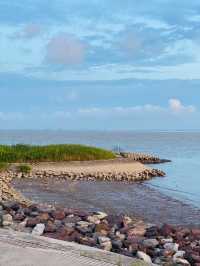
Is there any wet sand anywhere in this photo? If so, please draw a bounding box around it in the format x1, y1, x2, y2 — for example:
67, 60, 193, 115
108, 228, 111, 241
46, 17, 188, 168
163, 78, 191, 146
13, 178, 200, 226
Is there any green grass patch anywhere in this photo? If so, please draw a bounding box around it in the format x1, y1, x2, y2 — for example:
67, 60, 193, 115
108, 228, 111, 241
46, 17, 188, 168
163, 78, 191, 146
0, 162, 9, 172
17, 164, 32, 174
0, 144, 116, 163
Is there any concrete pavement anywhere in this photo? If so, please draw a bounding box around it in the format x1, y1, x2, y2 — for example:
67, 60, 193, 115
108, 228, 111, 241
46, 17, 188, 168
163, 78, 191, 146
0, 229, 147, 266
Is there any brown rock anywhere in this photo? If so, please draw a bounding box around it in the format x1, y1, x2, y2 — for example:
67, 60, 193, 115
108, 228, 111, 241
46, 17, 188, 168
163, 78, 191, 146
39, 213, 50, 223
160, 224, 175, 237
126, 225, 146, 237
51, 210, 65, 220
26, 218, 40, 228
44, 221, 57, 233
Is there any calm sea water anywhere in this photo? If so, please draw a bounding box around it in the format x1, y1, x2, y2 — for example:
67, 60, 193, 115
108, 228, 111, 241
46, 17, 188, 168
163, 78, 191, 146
1, 130, 200, 208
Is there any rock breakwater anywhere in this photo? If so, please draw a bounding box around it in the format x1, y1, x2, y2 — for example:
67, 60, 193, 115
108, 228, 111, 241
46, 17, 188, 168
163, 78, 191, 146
12, 168, 165, 182
119, 153, 171, 164
0, 175, 28, 204
0, 201, 199, 265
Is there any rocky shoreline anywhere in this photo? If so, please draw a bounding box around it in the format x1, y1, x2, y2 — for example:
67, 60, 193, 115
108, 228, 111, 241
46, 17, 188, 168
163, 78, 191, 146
0, 201, 200, 266
119, 152, 171, 164
11, 168, 165, 182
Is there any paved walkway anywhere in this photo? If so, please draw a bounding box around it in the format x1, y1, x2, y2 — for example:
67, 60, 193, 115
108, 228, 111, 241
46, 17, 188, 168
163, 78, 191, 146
0, 229, 147, 266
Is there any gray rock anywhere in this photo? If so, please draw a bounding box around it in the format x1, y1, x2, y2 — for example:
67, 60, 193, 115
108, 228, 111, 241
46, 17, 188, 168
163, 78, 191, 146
164, 242, 179, 252
32, 223, 45, 236
137, 251, 152, 264
143, 238, 159, 248
173, 250, 185, 259
160, 238, 173, 244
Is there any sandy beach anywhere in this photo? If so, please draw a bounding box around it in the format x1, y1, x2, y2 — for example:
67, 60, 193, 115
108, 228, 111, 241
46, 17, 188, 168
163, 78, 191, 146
31, 159, 149, 174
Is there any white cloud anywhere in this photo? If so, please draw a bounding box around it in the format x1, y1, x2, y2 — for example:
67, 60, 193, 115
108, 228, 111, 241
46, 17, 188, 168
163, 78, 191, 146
168, 98, 195, 113
78, 99, 196, 117
45, 34, 85, 65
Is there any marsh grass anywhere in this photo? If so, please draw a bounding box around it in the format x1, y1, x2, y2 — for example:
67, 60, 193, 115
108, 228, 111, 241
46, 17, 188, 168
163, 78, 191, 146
0, 162, 9, 172
17, 164, 32, 174
0, 144, 115, 163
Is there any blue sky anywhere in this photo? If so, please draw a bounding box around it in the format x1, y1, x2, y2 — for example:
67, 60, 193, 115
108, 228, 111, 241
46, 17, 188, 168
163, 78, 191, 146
0, 0, 200, 130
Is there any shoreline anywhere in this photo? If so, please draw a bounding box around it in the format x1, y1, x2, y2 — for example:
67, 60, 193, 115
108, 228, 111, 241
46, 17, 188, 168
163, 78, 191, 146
1, 155, 200, 264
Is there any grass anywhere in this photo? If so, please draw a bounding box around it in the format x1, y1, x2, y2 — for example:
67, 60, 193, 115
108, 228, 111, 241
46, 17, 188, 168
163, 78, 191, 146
17, 164, 32, 174
0, 162, 9, 172
0, 144, 116, 163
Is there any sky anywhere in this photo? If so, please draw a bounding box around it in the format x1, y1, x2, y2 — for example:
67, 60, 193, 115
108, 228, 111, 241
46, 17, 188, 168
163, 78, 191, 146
0, 0, 200, 130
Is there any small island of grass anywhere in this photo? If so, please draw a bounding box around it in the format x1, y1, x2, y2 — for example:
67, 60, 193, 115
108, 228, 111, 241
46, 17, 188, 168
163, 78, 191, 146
0, 144, 116, 163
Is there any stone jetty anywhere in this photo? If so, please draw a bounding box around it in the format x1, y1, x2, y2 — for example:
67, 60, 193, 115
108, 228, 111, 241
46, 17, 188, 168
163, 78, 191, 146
119, 152, 171, 164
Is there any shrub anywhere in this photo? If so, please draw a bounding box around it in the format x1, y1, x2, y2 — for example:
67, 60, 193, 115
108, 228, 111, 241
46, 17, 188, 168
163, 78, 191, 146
17, 164, 32, 174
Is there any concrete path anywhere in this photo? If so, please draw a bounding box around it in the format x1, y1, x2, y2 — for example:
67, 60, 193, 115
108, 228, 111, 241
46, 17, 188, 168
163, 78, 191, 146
0, 229, 147, 266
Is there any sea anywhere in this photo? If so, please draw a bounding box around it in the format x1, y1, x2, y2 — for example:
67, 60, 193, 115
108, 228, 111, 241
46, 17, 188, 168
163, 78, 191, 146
1, 130, 200, 212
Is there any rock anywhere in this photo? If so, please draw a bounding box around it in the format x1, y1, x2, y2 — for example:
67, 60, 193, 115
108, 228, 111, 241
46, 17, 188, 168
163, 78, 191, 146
98, 236, 112, 251
29, 211, 39, 217
112, 239, 123, 250
79, 236, 96, 247
64, 215, 81, 224
143, 238, 159, 248
76, 221, 91, 227
3, 214, 13, 226
127, 225, 146, 237
98, 236, 110, 244
2, 201, 20, 212
174, 258, 190, 265
32, 223, 45, 236
173, 250, 186, 259
26, 217, 40, 228
13, 219, 28, 232
160, 224, 174, 237
164, 242, 179, 252
137, 251, 152, 264
145, 226, 159, 238
95, 223, 109, 235
160, 238, 173, 245
93, 211, 107, 220
39, 213, 50, 223
122, 215, 132, 227
44, 221, 57, 233
76, 225, 93, 234
51, 210, 65, 220
87, 215, 100, 224
13, 210, 26, 221
0, 214, 3, 227
115, 232, 126, 241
